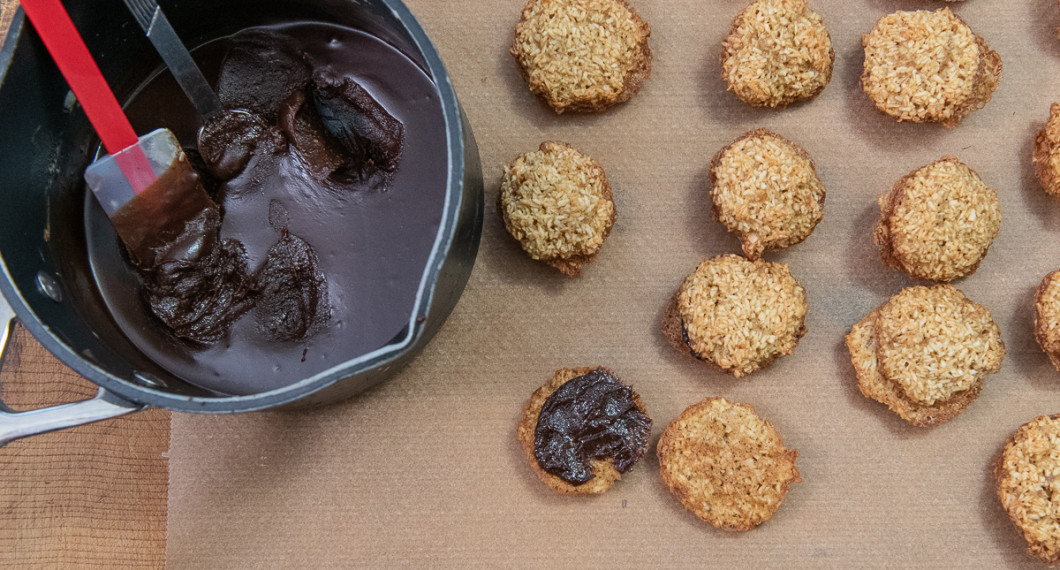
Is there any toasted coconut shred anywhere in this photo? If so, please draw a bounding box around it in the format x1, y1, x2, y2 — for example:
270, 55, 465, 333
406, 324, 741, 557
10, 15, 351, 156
677, 254, 807, 377
861, 8, 1001, 126
711, 130, 826, 259
511, 0, 651, 113
722, 0, 834, 108
997, 415, 1060, 564
500, 142, 614, 262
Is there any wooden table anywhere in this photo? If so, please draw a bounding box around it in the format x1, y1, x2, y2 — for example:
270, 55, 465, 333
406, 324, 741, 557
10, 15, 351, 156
0, 3, 169, 566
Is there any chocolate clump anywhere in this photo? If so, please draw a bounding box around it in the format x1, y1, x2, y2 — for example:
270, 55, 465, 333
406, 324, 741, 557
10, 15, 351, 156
278, 74, 405, 183
311, 74, 404, 173
533, 369, 652, 485
279, 89, 350, 181
198, 109, 280, 180
253, 229, 329, 342
138, 207, 258, 344
136, 204, 332, 345
216, 29, 310, 121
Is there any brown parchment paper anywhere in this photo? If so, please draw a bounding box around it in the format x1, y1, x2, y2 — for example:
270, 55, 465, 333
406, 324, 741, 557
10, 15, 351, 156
166, 1, 1060, 566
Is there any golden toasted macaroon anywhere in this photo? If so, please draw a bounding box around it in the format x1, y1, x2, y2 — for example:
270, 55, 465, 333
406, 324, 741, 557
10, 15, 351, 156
710, 129, 826, 259
662, 254, 808, 377
846, 308, 984, 427
518, 367, 652, 495
1034, 104, 1060, 198
996, 415, 1060, 564
721, 0, 834, 108
658, 397, 800, 531
499, 142, 616, 276
874, 285, 1004, 407
1034, 270, 1060, 371
511, 0, 652, 113
873, 157, 1000, 282
861, 8, 1001, 127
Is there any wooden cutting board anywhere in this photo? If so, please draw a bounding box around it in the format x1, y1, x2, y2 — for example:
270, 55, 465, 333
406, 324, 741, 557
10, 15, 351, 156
0, 3, 170, 567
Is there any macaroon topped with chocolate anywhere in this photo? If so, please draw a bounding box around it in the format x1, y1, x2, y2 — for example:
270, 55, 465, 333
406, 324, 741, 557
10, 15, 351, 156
518, 367, 652, 495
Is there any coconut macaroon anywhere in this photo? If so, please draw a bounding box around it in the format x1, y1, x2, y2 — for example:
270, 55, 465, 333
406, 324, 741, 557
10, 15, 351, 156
721, 0, 834, 108
996, 415, 1060, 565
845, 285, 1004, 427
510, 0, 652, 114
499, 142, 616, 276
658, 397, 801, 531
710, 129, 826, 259
846, 309, 985, 427
662, 254, 808, 377
861, 8, 1002, 127
1034, 103, 1060, 198
1034, 270, 1060, 371
518, 367, 652, 495
873, 157, 1000, 282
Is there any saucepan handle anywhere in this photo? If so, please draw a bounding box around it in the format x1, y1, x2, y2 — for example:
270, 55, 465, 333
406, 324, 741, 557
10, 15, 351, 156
0, 291, 143, 447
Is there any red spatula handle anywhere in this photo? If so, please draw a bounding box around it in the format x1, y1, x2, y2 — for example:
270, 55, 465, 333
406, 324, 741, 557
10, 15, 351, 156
20, 0, 139, 154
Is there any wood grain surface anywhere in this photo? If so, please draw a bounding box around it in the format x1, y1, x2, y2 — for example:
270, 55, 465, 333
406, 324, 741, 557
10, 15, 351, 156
0, 2, 170, 567
0, 326, 169, 568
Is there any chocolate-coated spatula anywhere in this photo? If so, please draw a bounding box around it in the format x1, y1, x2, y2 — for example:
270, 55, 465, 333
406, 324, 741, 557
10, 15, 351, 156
21, 0, 215, 266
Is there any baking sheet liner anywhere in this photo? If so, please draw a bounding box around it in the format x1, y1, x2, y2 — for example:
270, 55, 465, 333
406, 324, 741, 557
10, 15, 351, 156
167, 1, 1060, 566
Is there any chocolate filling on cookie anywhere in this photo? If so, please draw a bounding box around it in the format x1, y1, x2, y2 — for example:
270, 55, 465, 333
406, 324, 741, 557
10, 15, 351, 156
533, 369, 651, 485
680, 325, 706, 361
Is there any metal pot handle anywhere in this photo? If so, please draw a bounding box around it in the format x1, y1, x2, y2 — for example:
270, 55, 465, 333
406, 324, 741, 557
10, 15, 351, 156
0, 291, 143, 447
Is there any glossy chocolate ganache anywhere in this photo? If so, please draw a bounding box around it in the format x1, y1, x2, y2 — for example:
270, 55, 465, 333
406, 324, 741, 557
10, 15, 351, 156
85, 23, 447, 395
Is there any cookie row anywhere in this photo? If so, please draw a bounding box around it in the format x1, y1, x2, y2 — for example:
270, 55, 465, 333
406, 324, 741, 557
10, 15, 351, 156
510, 0, 1001, 127
498, 129, 826, 276
517, 365, 1060, 564
518, 367, 800, 531
498, 141, 1019, 396
497, 140, 1010, 398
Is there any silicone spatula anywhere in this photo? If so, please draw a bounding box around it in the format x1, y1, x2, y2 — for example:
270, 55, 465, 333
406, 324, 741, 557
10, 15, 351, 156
21, 0, 215, 266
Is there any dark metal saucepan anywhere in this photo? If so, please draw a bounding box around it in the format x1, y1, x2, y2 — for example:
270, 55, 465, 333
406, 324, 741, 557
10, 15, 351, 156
0, 0, 483, 445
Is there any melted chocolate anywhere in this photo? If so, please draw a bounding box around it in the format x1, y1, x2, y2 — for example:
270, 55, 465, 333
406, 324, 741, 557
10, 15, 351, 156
85, 22, 447, 395
533, 370, 652, 486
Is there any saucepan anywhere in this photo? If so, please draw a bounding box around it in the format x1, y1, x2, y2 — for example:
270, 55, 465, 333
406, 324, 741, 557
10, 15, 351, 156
0, 0, 483, 445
